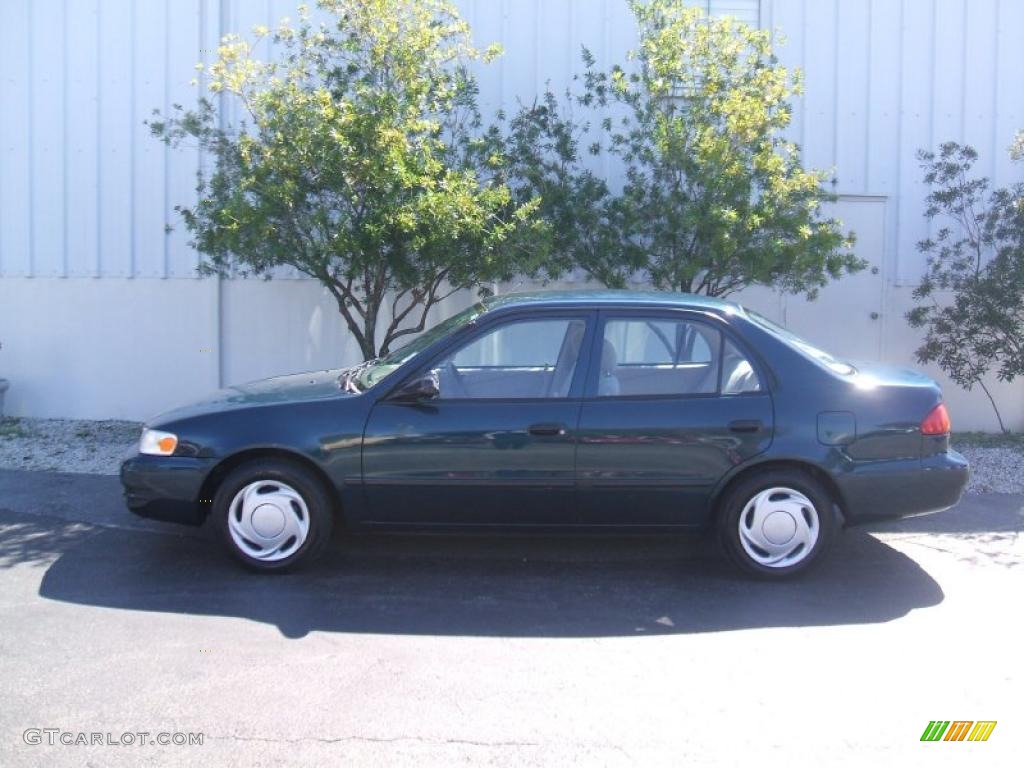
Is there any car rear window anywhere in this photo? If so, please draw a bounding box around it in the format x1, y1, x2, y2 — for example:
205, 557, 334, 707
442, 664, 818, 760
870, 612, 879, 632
746, 311, 856, 376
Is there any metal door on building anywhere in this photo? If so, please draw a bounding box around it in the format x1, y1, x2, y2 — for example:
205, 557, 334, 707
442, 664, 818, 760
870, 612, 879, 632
782, 195, 887, 363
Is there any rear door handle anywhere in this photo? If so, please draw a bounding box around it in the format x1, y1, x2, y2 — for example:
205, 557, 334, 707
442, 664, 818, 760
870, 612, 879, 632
528, 423, 568, 437
728, 419, 763, 433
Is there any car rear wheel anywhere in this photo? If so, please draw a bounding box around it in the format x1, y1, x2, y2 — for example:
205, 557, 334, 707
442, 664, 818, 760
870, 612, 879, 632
717, 469, 836, 579
213, 458, 333, 572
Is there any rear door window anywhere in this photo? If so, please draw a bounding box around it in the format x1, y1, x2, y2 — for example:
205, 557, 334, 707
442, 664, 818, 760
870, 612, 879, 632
598, 318, 721, 397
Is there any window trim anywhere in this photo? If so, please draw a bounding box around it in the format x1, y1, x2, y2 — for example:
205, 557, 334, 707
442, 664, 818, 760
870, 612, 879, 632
583, 309, 769, 401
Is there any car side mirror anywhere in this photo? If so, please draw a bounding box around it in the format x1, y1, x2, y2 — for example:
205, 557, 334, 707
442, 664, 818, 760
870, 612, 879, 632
390, 371, 440, 403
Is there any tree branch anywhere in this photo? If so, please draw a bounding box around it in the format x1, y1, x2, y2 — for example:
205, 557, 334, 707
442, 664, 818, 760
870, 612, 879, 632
379, 269, 453, 354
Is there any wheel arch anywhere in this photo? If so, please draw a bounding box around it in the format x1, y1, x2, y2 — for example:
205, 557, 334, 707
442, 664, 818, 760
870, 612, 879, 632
710, 458, 847, 524
197, 447, 344, 524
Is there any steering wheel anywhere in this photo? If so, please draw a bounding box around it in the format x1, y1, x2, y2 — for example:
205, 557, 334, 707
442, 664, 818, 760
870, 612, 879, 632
441, 360, 470, 398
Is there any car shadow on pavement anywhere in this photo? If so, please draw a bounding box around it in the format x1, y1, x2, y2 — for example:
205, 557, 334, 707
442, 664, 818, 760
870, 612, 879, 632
0, 506, 946, 639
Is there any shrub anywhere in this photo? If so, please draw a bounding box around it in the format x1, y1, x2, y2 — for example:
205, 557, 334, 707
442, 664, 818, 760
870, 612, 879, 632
908, 142, 1024, 432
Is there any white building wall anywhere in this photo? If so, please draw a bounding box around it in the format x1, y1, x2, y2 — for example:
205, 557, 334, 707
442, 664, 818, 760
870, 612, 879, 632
0, 0, 1021, 430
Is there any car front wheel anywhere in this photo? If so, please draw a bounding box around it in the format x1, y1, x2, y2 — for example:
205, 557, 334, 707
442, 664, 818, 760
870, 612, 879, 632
213, 458, 334, 572
717, 469, 837, 579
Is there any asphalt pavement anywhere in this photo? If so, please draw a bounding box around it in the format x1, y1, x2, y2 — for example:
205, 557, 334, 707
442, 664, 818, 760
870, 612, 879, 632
0, 468, 1020, 767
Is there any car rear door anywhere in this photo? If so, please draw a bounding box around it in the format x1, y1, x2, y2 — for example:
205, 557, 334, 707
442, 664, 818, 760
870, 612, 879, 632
575, 309, 773, 527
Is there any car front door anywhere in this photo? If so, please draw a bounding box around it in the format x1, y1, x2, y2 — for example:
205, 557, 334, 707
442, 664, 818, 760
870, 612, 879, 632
361, 311, 595, 526
576, 310, 773, 527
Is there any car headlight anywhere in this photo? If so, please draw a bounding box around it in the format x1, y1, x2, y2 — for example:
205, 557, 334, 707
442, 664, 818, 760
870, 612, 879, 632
139, 428, 179, 456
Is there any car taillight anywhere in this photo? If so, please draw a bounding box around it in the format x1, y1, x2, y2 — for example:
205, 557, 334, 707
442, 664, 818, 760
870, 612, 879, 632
921, 403, 951, 435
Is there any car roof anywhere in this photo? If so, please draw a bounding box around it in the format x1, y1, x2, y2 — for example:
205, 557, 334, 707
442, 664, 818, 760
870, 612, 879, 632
482, 289, 744, 315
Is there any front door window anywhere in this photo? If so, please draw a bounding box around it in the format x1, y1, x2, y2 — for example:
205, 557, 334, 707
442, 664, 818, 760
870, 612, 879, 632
434, 318, 587, 399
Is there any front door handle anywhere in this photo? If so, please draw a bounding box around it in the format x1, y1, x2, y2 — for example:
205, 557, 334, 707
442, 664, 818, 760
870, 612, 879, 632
528, 423, 568, 437
728, 419, 763, 433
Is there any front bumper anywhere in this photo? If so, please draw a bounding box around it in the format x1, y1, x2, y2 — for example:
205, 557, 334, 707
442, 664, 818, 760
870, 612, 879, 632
838, 448, 970, 524
120, 453, 216, 526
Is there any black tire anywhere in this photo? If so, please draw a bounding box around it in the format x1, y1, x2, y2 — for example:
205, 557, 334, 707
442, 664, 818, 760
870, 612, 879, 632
212, 458, 334, 573
717, 468, 837, 579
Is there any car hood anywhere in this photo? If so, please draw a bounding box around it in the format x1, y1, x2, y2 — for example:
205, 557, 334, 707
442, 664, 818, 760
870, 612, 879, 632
149, 368, 352, 425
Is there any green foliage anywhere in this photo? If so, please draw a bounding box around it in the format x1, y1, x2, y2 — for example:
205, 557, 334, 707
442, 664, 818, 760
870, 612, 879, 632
499, 0, 861, 296
1011, 130, 1024, 162
150, 0, 542, 360
908, 142, 1024, 433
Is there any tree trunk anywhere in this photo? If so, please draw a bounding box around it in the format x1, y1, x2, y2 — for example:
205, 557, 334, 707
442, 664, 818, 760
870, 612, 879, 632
359, 314, 378, 361
977, 379, 1008, 434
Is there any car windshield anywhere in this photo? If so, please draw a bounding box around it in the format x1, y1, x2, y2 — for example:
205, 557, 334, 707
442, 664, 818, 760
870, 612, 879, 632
746, 310, 857, 376
340, 302, 487, 392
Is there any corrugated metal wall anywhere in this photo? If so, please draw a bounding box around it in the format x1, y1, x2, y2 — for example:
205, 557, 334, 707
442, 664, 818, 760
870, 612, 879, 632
1, 0, 1023, 427
3, 0, 1020, 282
0, 0, 292, 279
2, 0, 203, 278
1, 0, 760, 281
2, 0, 1021, 282
768, 0, 1024, 284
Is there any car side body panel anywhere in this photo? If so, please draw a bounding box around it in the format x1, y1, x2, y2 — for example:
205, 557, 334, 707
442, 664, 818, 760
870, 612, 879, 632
121, 291, 969, 533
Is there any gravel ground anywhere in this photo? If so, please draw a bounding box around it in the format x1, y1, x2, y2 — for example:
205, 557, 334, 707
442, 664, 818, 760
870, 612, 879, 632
0, 417, 1022, 493
0, 418, 142, 475
950, 443, 1024, 494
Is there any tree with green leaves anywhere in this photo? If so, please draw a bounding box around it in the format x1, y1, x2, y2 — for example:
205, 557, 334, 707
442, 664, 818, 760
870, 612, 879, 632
907, 142, 1024, 433
150, 0, 542, 360
499, 0, 861, 297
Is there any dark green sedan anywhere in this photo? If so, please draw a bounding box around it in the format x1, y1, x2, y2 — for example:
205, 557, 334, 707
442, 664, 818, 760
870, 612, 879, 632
121, 290, 969, 578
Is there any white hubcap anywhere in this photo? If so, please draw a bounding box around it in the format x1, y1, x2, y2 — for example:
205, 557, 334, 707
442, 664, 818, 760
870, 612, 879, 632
737, 486, 819, 568
227, 480, 310, 562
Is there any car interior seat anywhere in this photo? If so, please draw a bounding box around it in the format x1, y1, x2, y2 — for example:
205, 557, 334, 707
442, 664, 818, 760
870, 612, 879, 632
720, 352, 760, 394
